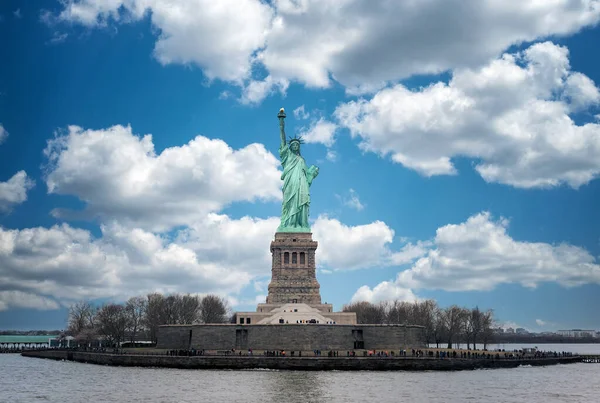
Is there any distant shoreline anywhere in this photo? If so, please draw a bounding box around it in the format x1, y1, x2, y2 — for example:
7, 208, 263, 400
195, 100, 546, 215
21, 350, 585, 371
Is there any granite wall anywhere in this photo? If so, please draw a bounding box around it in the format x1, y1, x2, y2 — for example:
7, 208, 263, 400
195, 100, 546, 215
21, 350, 583, 371
157, 324, 425, 351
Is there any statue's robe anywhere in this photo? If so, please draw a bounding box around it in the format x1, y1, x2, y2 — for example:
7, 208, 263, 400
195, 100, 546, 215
278, 143, 312, 231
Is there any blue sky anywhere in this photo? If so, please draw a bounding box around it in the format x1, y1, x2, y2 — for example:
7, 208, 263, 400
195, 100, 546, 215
1, 0, 599, 331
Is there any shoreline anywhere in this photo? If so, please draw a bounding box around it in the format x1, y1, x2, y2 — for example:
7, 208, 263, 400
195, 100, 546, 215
21, 350, 585, 371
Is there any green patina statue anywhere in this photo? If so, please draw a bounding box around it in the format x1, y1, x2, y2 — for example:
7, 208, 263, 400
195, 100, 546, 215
277, 108, 319, 233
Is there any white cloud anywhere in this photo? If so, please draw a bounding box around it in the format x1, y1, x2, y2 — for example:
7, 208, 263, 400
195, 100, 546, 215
0, 126, 35, 212
563, 72, 600, 111
312, 216, 429, 270
261, 0, 600, 89
293, 105, 310, 120
47, 32, 69, 45
56, 0, 274, 83
356, 212, 600, 300
535, 319, 547, 326
43, 124, 281, 231
299, 118, 338, 147
335, 42, 600, 188
351, 282, 417, 304
253, 280, 268, 293
337, 188, 364, 211
0, 212, 426, 309
1, 124, 425, 308
325, 150, 337, 162
173, 214, 279, 278
400, 212, 600, 290
0, 171, 35, 212
240, 75, 289, 105
55, 1, 600, 102
0, 221, 256, 306
0, 124, 7, 144
218, 91, 233, 100
0, 291, 60, 312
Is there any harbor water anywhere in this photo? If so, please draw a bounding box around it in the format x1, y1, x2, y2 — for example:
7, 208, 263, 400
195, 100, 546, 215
1, 344, 599, 402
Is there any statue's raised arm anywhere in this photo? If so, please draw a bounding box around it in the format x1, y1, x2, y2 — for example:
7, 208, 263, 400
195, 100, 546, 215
278, 108, 286, 149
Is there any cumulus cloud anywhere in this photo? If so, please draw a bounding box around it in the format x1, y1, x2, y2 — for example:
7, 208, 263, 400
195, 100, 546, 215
261, 0, 600, 89
293, 105, 310, 120
56, 0, 274, 83
0, 222, 255, 306
54, 1, 600, 101
43, 124, 281, 231
2, 123, 427, 308
335, 42, 600, 188
240, 75, 289, 105
312, 216, 429, 270
0, 291, 60, 312
0, 171, 35, 213
355, 212, 600, 301
325, 150, 337, 162
535, 319, 547, 326
0, 126, 35, 212
0, 213, 428, 309
299, 118, 338, 147
337, 188, 364, 211
0, 124, 7, 144
351, 282, 418, 304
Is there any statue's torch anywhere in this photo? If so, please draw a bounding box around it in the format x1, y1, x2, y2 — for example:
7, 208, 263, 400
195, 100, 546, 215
278, 107, 286, 125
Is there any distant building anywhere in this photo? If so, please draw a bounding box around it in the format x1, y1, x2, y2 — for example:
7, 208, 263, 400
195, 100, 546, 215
515, 328, 529, 334
556, 329, 596, 338
493, 327, 504, 334
505, 327, 515, 334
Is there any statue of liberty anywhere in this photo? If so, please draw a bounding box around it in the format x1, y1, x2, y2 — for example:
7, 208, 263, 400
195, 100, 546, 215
277, 108, 319, 233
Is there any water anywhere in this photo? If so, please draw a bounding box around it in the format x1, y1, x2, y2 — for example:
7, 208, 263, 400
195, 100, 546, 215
1, 349, 599, 403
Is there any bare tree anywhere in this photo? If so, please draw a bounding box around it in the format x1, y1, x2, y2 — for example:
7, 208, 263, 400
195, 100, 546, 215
125, 296, 147, 344
199, 295, 229, 323
412, 300, 439, 345
385, 300, 411, 324
480, 309, 495, 349
144, 293, 166, 343
179, 294, 200, 324
469, 307, 485, 349
463, 307, 477, 350
432, 307, 446, 348
163, 294, 180, 325
96, 304, 128, 347
68, 301, 96, 337
442, 305, 467, 349
342, 301, 386, 324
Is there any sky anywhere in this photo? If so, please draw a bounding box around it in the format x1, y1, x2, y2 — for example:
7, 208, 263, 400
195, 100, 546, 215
0, 0, 599, 332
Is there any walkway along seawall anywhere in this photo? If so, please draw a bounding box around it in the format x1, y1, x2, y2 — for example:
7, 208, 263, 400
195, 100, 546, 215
21, 350, 586, 371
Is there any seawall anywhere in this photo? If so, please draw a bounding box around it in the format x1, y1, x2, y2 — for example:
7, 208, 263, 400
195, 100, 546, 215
21, 350, 582, 371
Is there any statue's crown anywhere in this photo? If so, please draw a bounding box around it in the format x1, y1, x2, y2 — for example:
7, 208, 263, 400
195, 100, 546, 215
288, 135, 305, 145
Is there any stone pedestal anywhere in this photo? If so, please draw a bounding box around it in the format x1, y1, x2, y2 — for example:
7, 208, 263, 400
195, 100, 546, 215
266, 232, 322, 305
233, 231, 356, 325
